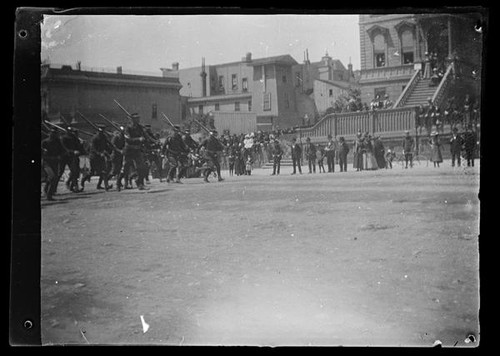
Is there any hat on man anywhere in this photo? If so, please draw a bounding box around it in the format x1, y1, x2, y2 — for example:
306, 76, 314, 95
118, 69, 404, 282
173, 125, 181, 131
128, 113, 140, 120
306, 137, 311, 142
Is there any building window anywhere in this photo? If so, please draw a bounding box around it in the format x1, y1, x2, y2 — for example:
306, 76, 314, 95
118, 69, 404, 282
374, 88, 386, 101
263, 92, 271, 111
401, 30, 415, 64
152, 103, 158, 119
235, 101, 240, 111
215, 103, 220, 111
329, 89, 334, 97
282, 74, 287, 83
232, 74, 238, 90
373, 33, 386, 67
248, 100, 252, 112
242, 77, 248, 91
198, 105, 204, 115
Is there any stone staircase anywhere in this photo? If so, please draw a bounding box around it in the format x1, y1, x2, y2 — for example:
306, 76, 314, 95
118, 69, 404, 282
402, 78, 438, 107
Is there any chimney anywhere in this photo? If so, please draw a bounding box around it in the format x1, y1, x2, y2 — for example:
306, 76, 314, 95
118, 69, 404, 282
117, 66, 123, 74
76, 61, 81, 71
200, 57, 207, 97
172, 62, 179, 71
246, 52, 252, 62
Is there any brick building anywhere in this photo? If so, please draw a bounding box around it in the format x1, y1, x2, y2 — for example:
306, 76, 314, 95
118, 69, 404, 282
41, 64, 183, 133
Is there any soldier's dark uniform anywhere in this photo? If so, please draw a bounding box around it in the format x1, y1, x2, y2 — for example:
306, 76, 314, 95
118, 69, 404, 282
42, 130, 65, 200
60, 128, 86, 192
162, 127, 190, 183
82, 128, 113, 190
121, 114, 148, 190
271, 140, 283, 175
110, 130, 125, 190
199, 131, 225, 182
338, 137, 350, 172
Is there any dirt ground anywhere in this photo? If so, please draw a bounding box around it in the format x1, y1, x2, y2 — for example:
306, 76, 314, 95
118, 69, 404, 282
40, 160, 480, 347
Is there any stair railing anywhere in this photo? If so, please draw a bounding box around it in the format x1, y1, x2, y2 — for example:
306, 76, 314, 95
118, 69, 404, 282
394, 69, 421, 108
431, 62, 454, 108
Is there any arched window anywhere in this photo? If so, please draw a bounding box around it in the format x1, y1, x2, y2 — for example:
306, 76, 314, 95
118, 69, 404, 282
401, 30, 414, 64
373, 34, 386, 68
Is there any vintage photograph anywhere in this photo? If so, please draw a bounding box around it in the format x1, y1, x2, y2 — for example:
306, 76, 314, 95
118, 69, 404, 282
37, 10, 482, 346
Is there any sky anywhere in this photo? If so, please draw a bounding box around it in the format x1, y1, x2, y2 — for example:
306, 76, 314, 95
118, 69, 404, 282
41, 15, 361, 74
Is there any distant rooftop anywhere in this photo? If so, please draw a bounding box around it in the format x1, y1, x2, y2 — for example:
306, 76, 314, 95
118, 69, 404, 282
42, 63, 179, 79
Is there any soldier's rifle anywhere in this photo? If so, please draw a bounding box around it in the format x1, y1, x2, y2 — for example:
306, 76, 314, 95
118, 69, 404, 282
58, 114, 95, 138
99, 113, 124, 132
192, 117, 212, 135
76, 112, 121, 156
114, 99, 160, 146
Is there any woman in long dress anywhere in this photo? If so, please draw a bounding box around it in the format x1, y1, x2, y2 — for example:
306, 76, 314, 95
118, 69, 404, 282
364, 135, 378, 170
430, 132, 443, 168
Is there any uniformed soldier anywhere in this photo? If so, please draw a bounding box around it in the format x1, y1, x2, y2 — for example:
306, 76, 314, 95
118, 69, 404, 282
199, 130, 225, 182
41, 129, 65, 200
162, 125, 190, 183
60, 127, 86, 192
81, 125, 114, 190
110, 128, 126, 190
121, 113, 149, 190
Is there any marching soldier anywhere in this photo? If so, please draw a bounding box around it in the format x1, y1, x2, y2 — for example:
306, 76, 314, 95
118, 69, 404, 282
162, 125, 190, 183
81, 125, 114, 191
110, 128, 126, 190
199, 130, 225, 182
60, 127, 86, 192
120, 113, 149, 190
271, 139, 283, 175
41, 129, 65, 201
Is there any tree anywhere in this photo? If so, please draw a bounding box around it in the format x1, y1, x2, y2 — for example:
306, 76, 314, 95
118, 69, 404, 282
330, 88, 363, 113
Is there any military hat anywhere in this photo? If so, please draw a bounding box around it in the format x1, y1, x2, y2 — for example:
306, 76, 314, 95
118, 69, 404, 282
128, 113, 140, 119
173, 125, 181, 131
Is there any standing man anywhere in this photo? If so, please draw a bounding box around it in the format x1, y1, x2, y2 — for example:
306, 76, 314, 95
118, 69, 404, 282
402, 130, 415, 169
463, 125, 477, 167
305, 137, 317, 174
60, 127, 85, 192
121, 113, 149, 190
338, 137, 349, 172
271, 139, 283, 175
199, 130, 225, 183
290, 137, 302, 175
324, 134, 337, 173
449, 127, 464, 167
41, 129, 65, 201
162, 125, 190, 183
